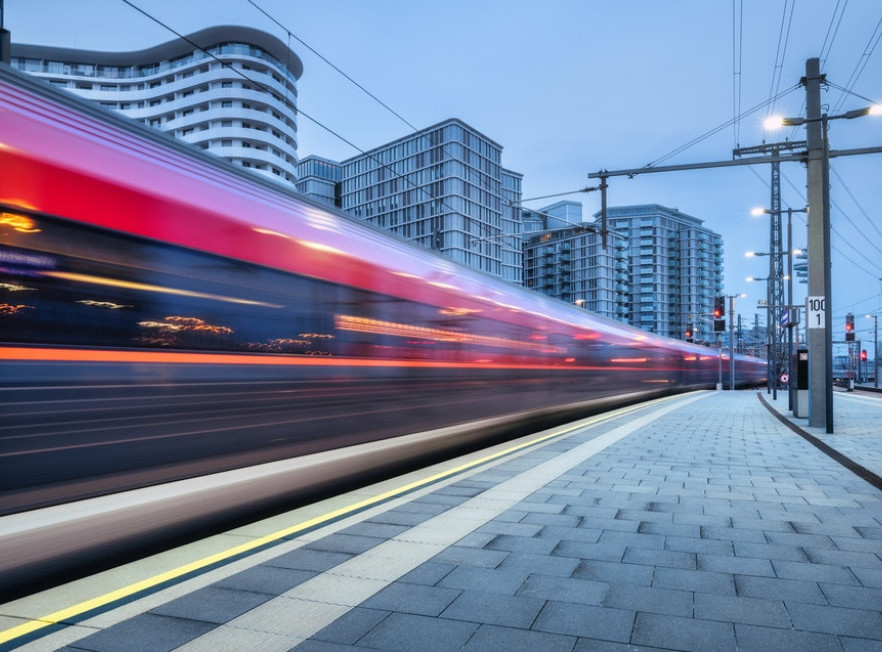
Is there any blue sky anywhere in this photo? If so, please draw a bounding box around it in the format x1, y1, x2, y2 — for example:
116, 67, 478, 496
7, 0, 882, 349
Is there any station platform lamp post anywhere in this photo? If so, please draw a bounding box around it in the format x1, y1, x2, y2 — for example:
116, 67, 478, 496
748, 206, 806, 404
764, 59, 882, 432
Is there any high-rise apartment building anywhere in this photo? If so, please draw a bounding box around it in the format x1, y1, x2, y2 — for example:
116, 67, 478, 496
11, 26, 303, 186
521, 200, 582, 237
338, 118, 523, 284
599, 204, 724, 340
523, 219, 628, 321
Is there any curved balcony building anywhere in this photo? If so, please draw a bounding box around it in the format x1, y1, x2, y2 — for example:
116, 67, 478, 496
11, 26, 303, 186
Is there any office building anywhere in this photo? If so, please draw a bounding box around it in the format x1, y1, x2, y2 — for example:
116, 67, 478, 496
599, 204, 724, 340
338, 118, 523, 284
11, 26, 303, 186
297, 156, 341, 207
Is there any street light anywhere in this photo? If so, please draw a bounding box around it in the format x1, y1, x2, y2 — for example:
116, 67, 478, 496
749, 206, 807, 407
763, 70, 881, 432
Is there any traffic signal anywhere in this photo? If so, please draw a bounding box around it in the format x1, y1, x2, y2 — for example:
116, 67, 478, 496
685, 324, 694, 343
862, 349, 868, 362
846, 313, 855, 341
713, 296, 726, 332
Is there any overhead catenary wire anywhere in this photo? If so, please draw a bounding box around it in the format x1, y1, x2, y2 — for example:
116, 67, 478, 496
766, 0, 795, 120
820, 0, 848, 68
644, 85, 800, 170
831, 165, 882, 243
732, 0, 743, 149
831, 12, 882, 114
119, 0, 511, 249
242, 0, 519, 246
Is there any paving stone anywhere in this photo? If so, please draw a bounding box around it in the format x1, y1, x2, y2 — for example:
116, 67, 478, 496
805, 547, 882, 569
398, 561, 455, 586
636, 520, 701, 538
698, 553, 775, 577
622, 547, 697, 570
432, 545, 508, 568
630, 611, 736, 652
65, 613, 214, 652
666, 534, 735, 556
362, 581, 460, 616
498, 551, 579, 578
787, 601, 882, 637
214, 565, 316, 596
266, 548, 354, 572
821, 582, 882, 610
734, 541, 810, 562
340, 521, 412, 539
461, 624, 580, 652
438, 566, 530, 596
515, 572, 607, 605
853, 567, 882, 589
652, 567, 735, 595
303, 532, 386, 556
356, 612, 478, 652
552, 540, 626, 562
602, 583, 693, 617
150, 585, 270, 624
734, 623, 843, 651
440, 591, 544, 627
598, 529, 664, 550
772, 559, 861, 584
310, 606, 390, 645
532, 601, 635, 642
694, 592, 790, 627
573, 559, 654, 586
486, 533, 559, 555
734, 574, 828, 604
521, 512, 581, 528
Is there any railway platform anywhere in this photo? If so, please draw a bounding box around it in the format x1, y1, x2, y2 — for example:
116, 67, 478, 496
2, 389, 882, 651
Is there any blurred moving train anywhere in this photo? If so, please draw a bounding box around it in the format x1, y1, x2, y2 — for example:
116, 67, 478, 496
0, 64, 763, 594
0, 61, 766, 492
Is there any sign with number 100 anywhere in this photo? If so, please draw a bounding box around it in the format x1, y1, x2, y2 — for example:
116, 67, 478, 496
807, 296, 825, 329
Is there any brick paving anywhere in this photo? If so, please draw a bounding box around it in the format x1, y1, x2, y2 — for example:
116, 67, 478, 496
8, 389, 882, 651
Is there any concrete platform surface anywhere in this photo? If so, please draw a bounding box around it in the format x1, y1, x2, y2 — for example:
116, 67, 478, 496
2, 389, 882, 651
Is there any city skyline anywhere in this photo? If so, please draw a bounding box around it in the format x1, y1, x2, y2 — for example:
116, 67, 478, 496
6, 0, 881, 348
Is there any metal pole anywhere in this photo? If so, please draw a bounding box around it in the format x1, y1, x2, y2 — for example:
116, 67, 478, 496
766, 278, 772, 395
729, 295, 736, 390
873, 315, 879, 389
805, 57, 834, 433
787, 209, 794, 410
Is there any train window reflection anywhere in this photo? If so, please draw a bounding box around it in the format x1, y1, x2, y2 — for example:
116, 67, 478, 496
42, 271, 282, 308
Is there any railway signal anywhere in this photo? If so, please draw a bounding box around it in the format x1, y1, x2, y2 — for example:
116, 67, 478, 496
846, 313, 855, 341
713, 296, 726, 332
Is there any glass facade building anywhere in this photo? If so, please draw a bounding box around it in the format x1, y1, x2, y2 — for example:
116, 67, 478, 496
600, 204, 724, 340
521, 200, 583, 237
523, 223, 628, 321
339, 119, 524, 284
296, 156, 341, 207
11, 26, 303, 186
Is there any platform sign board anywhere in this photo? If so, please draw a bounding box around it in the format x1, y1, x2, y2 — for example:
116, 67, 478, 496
781, 308, 798, 330
807, 296, 825, 330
